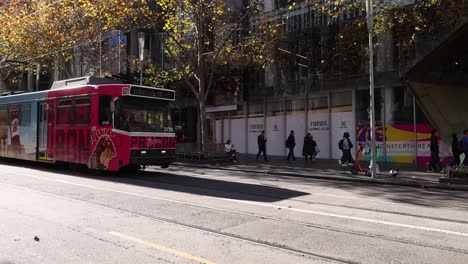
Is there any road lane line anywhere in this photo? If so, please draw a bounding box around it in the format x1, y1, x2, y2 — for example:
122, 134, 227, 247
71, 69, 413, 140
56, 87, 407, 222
4, 169, 468, 238
109, 231, 216, 264
0, 182, 354, 264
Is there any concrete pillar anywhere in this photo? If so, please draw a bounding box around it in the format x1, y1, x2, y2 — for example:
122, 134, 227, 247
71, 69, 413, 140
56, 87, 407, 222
27, 70, 34, 92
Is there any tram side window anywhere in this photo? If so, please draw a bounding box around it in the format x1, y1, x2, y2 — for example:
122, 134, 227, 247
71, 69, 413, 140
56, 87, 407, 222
19, 104, 31, 126
0, 106, 8, 126
99, 96, 112, 126
57, 99, 73, 126
75, 97, 91, 125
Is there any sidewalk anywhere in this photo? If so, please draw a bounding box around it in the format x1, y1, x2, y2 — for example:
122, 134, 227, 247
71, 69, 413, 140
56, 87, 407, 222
174, 154, 468, 191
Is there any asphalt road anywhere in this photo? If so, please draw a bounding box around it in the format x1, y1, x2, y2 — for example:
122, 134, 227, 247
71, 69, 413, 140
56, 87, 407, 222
1, 159, 468, 264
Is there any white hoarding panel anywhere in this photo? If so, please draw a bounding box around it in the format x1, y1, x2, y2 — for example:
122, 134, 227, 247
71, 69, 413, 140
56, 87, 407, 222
265, 115, 284, 156
248, 118, 265, 154
231, 118, 246, 153
331, 111, 355, 160
307, 112, 330, 159
286, 112, 305, 159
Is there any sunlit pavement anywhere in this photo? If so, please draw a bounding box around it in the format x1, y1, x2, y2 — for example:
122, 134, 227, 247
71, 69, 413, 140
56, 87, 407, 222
1, 159, 468, 264
174, 154, 460, 190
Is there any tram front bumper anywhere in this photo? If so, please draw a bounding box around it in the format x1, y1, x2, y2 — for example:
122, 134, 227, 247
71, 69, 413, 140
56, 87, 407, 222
129, 149, 176, 166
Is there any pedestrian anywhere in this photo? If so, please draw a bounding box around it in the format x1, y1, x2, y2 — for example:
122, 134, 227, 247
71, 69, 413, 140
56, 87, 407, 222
428, 128, 442, 172
462, 129, 468, 166
224, 139, 237, 163
338, 132, 354, 165
302, 133, 317, 162
451, 133, 461, 166
285, 130, 296, 163
256, 131, 268, 162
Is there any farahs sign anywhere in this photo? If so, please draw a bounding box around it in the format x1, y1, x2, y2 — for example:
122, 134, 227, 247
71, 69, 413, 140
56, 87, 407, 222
309, 120, 329, 131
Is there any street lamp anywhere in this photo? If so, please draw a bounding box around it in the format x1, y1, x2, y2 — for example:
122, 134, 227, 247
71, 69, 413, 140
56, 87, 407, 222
138, 32, 145, 85
366, 0, 376, 178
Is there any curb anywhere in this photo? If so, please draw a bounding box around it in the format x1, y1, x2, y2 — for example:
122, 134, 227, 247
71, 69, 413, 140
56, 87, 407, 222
173, 163, 468, 191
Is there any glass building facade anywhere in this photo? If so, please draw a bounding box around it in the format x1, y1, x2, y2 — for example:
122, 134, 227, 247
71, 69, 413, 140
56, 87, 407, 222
206, 0, 463, 164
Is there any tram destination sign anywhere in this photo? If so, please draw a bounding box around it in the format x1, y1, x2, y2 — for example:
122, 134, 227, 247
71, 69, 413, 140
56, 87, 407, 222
130, 86, 175, 100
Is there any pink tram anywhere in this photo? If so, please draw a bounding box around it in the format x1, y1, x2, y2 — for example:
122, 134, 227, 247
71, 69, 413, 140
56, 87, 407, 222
0, 77, 176, 171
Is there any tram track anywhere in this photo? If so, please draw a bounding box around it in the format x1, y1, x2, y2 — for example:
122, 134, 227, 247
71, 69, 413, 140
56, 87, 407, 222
108, 173, 468, 255
3, 160, 468, 225
3, 169, 468, 257
125, 170, 468, 225
1, 181, 356, 264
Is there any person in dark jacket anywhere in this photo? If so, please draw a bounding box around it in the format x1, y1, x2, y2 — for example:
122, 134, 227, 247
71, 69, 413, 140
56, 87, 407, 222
286, 130, 296, 162
302, 133, 317, 162
429, 129, 442, 172
256, 131, 268, 162
451, 133, 461, 166
339, 132, 354, 165
463, 129, 468, 166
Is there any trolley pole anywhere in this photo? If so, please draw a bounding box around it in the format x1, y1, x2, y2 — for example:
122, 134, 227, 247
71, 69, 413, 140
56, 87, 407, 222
366, 0, 376, 178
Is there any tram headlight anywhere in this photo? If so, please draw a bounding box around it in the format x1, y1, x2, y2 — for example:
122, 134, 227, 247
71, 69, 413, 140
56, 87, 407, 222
161, 150, 167, 155
141, 150, 147, 155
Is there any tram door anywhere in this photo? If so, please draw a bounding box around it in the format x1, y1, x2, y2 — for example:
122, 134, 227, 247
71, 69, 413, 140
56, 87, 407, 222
37, 102, 48, 160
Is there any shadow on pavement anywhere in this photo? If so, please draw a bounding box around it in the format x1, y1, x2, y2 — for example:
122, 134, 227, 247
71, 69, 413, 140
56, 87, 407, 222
0, 158, 309, 203
234, 171, 468, 209
171, 163, 468, 209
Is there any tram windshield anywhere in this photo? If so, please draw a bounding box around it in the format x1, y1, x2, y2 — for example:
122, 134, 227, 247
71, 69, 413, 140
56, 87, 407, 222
114, 97, 173, 133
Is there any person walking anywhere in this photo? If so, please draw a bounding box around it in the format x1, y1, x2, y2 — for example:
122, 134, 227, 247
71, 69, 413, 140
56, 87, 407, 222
339, 132, 354, 165
429, 129, 442, 172
462, 129, 468, 166
302, 133, 317, 162
286, 130, 296, 162
451, 133, 461, 166
256, 131, 268, 162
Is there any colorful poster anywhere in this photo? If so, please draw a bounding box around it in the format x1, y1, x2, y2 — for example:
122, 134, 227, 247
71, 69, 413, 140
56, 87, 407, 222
90, 128, 117, 170
356, 122, 450, 164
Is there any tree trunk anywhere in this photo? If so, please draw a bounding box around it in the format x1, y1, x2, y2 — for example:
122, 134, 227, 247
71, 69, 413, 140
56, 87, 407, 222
198, 99, 207, 153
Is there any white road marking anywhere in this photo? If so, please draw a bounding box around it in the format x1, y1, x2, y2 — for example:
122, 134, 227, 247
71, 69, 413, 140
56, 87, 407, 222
3, 168, 468, 238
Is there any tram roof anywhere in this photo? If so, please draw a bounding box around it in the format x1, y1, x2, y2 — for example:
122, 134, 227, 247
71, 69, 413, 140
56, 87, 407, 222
0, 90, 48, 105
50, 76, 122, 90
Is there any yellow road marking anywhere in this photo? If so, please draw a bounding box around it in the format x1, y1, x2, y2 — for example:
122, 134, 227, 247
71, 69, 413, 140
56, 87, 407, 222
109, 231, 216, 264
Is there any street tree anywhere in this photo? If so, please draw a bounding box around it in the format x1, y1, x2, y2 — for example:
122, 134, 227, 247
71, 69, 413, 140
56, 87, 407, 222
0, 0, 153, 85
152, 0, 282, 151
